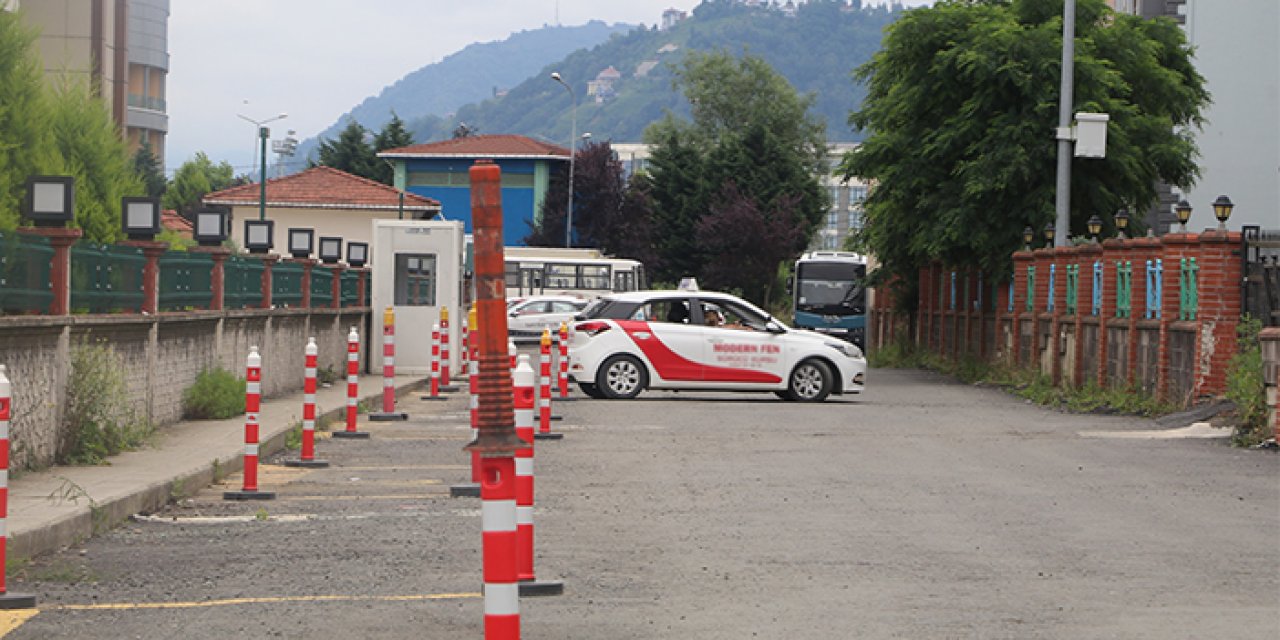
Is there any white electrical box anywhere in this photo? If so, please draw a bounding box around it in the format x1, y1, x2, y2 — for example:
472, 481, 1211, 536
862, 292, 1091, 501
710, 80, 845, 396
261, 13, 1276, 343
1074, 112, 1110, 158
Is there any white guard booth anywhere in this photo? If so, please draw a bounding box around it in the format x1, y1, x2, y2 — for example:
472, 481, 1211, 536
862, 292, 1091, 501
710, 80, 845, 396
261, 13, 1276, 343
370, 220, 465, 375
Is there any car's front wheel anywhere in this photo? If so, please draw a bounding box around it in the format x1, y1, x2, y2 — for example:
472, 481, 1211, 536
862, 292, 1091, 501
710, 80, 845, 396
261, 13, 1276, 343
787, 359, 833, 402
596, 355, 647, 399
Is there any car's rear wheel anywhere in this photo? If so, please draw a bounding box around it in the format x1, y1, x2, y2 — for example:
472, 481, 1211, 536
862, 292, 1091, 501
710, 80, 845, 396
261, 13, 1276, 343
597, 355, 647, 399
579, 382, 607, 399
787, 359, 833, 402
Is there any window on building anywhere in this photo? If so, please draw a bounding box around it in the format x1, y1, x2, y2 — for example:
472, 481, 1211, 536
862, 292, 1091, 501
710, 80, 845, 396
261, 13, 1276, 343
395, 254, 437, 306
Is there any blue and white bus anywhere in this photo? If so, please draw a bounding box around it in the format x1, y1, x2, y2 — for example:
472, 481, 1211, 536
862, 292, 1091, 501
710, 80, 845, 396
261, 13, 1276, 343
792, 251, 868, 348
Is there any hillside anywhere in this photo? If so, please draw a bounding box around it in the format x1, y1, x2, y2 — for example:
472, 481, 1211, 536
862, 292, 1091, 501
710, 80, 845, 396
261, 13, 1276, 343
294, 21, 636, 165
407, 0, 903, 145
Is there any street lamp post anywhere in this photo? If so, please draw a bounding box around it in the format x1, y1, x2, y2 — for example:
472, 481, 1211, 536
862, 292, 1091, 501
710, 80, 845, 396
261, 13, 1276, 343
237, 112, 288, 221
550, 72, 576, 248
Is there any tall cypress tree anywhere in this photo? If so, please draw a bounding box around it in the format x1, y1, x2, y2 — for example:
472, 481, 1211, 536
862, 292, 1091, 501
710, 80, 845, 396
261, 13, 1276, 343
0, 10, 55, 230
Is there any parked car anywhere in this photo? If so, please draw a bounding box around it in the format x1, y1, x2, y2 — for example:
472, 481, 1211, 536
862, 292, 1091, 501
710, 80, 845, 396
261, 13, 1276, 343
568, 290, 866, 401
507, 295, 589, 342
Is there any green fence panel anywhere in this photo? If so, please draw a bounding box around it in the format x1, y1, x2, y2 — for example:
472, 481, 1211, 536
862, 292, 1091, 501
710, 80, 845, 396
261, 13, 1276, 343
158, 251, 214, 311
70, 242, 145, 314
0, 232, 54, 314
311, 266, 334, 308
341, 270, 360, 307
1179, 257, 1199, 320
1115, 260, 1132, 319
225, 255, 265, 309
1065, 264, 1079, 316
272, 260, 305, 308
1025, 265, 1036, 313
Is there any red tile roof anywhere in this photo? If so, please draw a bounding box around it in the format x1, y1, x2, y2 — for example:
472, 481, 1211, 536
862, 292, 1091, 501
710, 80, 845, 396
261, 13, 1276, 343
379, 134, 570, 159
202, 166, 441, 212
161, 209, 192, 235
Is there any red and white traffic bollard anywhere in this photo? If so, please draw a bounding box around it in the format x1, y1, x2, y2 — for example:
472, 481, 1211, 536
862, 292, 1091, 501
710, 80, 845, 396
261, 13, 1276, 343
508, 339, 517, 373
557, 322, 570, 398
423, 322, 445, 401
441, 306, 452, 386
459, 305, 471, 376
535, 329, 562, 441
480, 455, 519, 638
449, 338, 482, 498
285, 338, 329, 468
371, 307, 407, 420
225, 347, 276, 500
514, 355, 563, 596
0, 365, 36, 609
332, 327, 370, 439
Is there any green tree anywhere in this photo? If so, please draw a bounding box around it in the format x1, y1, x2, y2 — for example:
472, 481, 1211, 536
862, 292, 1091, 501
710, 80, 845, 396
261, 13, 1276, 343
163, 152, 237, 220
133, 140, 167, 199
45, 78, 145, 244
843, 0, 1208, 294
0, 9, 55, 231
316, 119, 377, 181
371, 112, 414, 185
643, 51, 828, 304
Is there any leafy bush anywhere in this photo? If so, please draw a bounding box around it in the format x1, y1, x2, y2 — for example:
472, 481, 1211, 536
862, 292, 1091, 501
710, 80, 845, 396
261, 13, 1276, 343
182, 367, 245, 419
1226, 317, 1268, 447
62, 339, 153, 465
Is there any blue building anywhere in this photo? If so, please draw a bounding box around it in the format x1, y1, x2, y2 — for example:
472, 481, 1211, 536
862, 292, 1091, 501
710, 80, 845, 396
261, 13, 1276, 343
378, 135, 570, 246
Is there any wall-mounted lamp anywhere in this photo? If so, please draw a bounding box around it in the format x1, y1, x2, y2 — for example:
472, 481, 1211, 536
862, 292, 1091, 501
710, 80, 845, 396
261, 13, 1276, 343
287, 228, 314, 259
244, 219, 274, 254
318, 236, 342, 264
23, 175, 75, 227
121, 196, 161, 240
194, 210, 229, 246
346, 242, 368, 268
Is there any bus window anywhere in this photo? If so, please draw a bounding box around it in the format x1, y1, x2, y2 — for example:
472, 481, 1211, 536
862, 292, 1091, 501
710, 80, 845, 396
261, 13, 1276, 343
545, 263, 576, 289
581, 265, 611, 290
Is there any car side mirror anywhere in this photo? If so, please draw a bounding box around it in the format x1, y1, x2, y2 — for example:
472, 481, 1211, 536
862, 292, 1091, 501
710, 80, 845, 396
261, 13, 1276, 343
509, 310, 519, 317
765, 321, 786, 334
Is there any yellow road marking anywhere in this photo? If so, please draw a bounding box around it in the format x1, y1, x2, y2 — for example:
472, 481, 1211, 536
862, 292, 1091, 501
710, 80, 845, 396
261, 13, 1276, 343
336, 465, 468, 471
283, 493, 446, 501
49, 592, 480, 611
0, 610, 37, 636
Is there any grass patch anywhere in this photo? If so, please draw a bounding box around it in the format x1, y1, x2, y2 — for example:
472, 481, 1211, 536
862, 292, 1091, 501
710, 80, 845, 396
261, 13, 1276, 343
62, 338, 154, 465
1226, 316, 1269, 447
183, 367, 246, 419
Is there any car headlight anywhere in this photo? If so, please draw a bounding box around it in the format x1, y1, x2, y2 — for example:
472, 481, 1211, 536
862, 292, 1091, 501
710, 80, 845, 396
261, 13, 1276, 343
824, 341, 863, 359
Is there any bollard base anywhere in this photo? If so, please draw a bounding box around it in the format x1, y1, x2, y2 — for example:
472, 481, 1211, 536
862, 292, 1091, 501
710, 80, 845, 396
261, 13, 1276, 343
449, 482, 480, 498
534, 432, 564, 441
331, 430, 371, 439
223, 489, 276, 501
0, 593, 36, 610
555, 396, 577, 402
518, 579, 565, 597
283, 458, 330, 468
420, 395, 449, 401
439, 384, 461, 393
549, 414, 564, 421
369, 412, 408, 421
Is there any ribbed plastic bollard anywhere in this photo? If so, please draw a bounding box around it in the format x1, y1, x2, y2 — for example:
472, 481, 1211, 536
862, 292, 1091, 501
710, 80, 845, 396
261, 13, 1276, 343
423, 322, 446, 401
285, 338, 329, 468
508, 339, 517, 372
441, 306, 452, 386
0, 365, 36, 609
332, 327, 370, 439
557, 322, 571, 399
370, 307, 407, 420
224, 347, 276, 500
459, 305, 471, 376
513, 355, 563, 596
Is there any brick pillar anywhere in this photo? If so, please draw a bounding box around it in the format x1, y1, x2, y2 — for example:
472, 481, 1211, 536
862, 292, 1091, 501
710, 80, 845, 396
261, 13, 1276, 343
1158, 232, 1197, 402
1191, 230, 1243, 398
327, 265, 344, 309
357, 268, 370, 308
1048, 247, 1076, 385
290, 258, 315, 308
1098, 238, 1123, 387
258, 255, 279, 309
1012, 250, 1033, 367
192, 246, 232, 311
993, 272, 1009, 364
1074, 243, 1102, 387
122, 240, 167, 314
16, 227, 83, 315
917, 265, 931, 349
1032, 247, 1055, 373
938, 266, 950, 358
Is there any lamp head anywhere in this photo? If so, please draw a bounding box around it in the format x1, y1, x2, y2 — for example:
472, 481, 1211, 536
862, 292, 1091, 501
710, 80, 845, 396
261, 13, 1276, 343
1022, 225, 1034, 249
1211, 195, 1234, 227
1174, 199, 1192, 232
1042, 221, 1055, 246
1115, 208, 1130, 238
1087, 214, 1102, 238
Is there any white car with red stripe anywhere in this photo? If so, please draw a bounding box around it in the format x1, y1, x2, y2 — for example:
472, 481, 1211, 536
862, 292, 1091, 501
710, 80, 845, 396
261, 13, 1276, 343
568, 290, 866, 401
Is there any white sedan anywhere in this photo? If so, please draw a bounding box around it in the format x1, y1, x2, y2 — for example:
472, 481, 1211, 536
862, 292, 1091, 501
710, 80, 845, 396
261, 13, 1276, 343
568, 290, 865, 401
507, 295, 589, 342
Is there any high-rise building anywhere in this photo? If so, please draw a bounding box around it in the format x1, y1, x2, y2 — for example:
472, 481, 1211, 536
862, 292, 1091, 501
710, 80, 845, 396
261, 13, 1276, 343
9, 0, 169, 164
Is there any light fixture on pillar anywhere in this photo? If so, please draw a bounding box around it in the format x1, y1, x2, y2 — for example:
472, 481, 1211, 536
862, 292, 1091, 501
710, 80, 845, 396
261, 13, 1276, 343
194, 210, 229, 247
1022, 225, 1034, 250
318, 236, 343, 264
287, 228, 314, 259
346, 242, 368, 268
23, 176, 75, 227
121, 196, 161, 240
1087, 215, 1102, 242
243, 219, 274, 254
1211, 195, 1234, 231
1175, 199, 1192, 233
1115, 208, 1130, 239
1043, 221, 1056, 247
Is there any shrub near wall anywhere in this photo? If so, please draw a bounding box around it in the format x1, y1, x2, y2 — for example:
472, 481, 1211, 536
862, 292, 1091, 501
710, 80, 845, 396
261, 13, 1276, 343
182, 367, 245, 419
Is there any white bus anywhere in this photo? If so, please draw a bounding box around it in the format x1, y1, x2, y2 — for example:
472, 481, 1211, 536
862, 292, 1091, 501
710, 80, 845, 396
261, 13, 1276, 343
502, 247, 647, 300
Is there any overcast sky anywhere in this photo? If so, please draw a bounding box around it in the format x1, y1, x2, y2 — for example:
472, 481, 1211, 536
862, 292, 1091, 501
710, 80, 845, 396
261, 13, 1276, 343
166, 0, 926, 176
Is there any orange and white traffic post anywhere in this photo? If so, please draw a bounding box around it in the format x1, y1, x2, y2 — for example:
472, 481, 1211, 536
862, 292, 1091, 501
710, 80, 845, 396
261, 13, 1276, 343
449, 317, 482, 498
284, 338, 329, 468
422, 322, 446, 401
332, 327, 370, 439
0, 365, 36, 609
370, 307, 408, 421
439, 307, 461, 393
513, 355, 563, 596
557, 322, 571, 399
534, 329, 563, 441
224, 347, 276, 500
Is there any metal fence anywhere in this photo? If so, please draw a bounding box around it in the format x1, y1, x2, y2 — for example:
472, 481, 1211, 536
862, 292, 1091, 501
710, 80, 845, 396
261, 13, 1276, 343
158, 251, 214, 311
69, 242, 145, 314
1243, 226, 1280, 326
0, 232, 53, 314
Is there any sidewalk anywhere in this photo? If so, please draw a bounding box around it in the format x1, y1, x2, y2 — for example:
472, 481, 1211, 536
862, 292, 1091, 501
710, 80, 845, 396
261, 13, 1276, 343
7, 373, 435, 561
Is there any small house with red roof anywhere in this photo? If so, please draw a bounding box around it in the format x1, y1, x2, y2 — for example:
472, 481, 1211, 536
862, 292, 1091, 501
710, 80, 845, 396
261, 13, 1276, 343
202, 166, 440, 253
377, 134, 569, 246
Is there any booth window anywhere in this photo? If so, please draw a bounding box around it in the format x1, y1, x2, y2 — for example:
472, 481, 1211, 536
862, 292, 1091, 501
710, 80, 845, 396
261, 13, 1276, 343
396, 253, 437, 306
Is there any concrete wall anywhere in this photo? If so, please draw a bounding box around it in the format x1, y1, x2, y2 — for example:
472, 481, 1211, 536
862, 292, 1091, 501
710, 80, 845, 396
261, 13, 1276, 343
0, 308, 368, 470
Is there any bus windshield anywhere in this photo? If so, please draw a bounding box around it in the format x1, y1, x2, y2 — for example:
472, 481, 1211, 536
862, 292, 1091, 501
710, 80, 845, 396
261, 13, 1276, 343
795, 261, 866, 315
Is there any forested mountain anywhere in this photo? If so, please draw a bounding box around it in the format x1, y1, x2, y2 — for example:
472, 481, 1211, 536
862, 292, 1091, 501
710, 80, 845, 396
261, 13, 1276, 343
293, 21, 635, 165
406, 0, 902, 146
